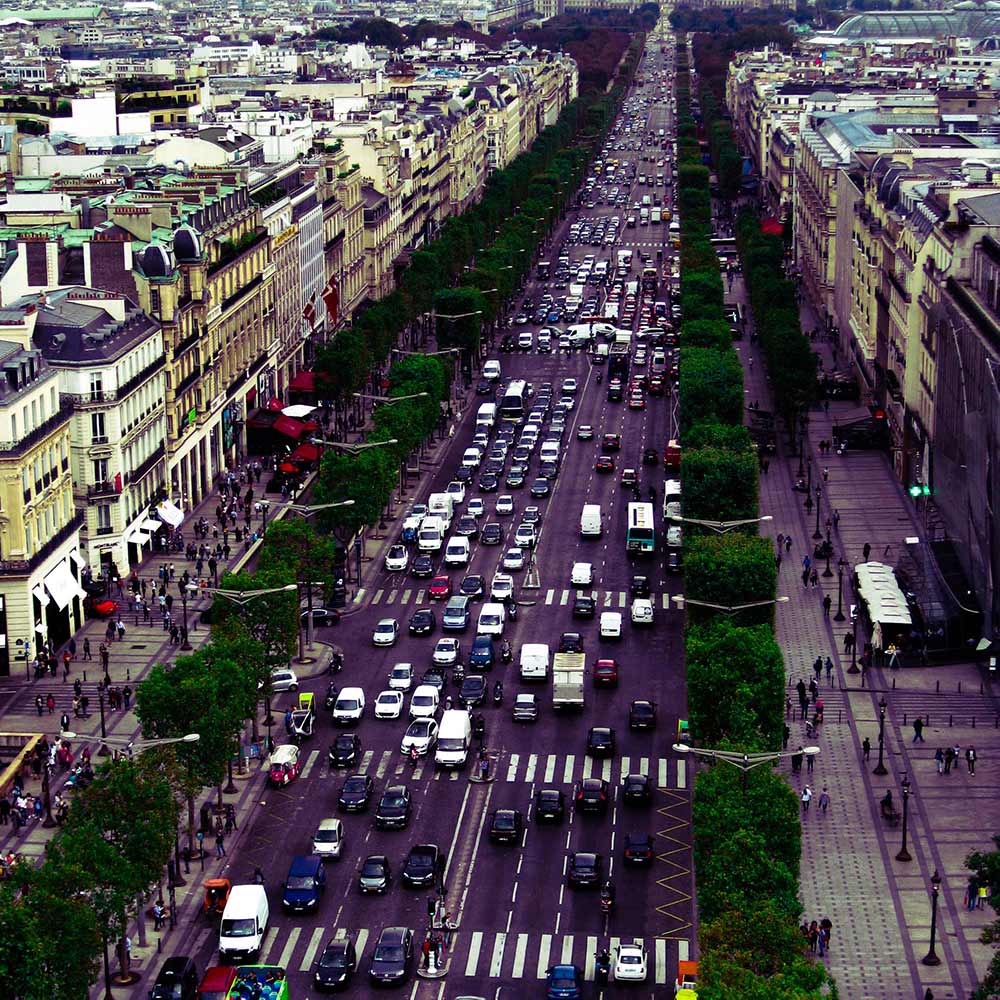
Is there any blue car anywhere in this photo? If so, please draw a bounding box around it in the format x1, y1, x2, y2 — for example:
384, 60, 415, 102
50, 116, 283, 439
282, 855, 326, 912
469, 635, 494, 670
546, 964, 583, 999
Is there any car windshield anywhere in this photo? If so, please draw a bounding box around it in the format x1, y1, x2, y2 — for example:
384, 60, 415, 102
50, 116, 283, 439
495, 814, 515, 828
335, 737, 355, 749
374, 945, 404, 962
344, 777, 366, 791
413, 695, 433, 706
382, 794, 406, 807
391, 667, 409, 677
320, 950, 346, 969
407, 723, 429, 736
314, 829, 339, 842
361, 861, 385, 875
286, 875, 316, 889
220, 917, 256, 937
337, 700, 359, 711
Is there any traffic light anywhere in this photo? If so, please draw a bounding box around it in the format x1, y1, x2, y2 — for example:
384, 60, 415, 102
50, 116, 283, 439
908, 484, 931, 498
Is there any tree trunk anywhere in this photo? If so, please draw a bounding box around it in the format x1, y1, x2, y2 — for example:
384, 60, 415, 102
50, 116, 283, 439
187, 791, 196, 856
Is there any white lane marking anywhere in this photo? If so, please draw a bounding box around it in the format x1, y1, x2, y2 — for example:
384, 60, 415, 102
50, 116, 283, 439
658, 758, 668, 787
640, 756, 650, 776
259, 927, 279, 963
507, 753, 520, 782
601, 758, 612, 782
620, 755, 631, 778
416, 589, 425, 603
545, 755, 556, 783
661, 593, 671, 609
277, 926, 301, 970
489, 932, 507, 977
512, 933, 529, 978
536, 935, 553, 978
545, 589, 556, 606
582, 756, 594, 780
372, 589, 384, 605
387, 589, 398, 605
525, 754, 537, 784
585, 936, 598, 980
401, 589, 412, 604
655, 938, 668, 984
465, 932, 483, 976
355, 928, 369, 963
603, 591, 613, 606
354, 588, 366, 603
300, 749, 320, 781
561, 935, 574, 964
563, 755, 575, 784
301, 927, 324, 971
676, 758, 686, 789
619, 591, 627, 608
376, 750, 392, 779
359, 750, 374, 774
560, 589, 570, 606
678, 938, 689, 961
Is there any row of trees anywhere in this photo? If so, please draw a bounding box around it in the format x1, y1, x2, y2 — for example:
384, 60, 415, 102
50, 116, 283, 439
674, 36, 834, 1000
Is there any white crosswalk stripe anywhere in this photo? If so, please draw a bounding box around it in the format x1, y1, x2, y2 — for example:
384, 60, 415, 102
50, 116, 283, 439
560, 589, 570, 606
277, 927, 301, 971
466, 932, 483, 977
489, 932, 507, 977
536, 934, 552, 979
259, 927, 279, 964
545, 589, 556, 605
359, 585, 677, 612
655, 938, 668, 984
401, 589, 412, 604
354, 588, 366, 603
388, 589, 398, 604
512, 933, 529, 979
300, 927, 324, 971
372, 589, 384, 605
544, 754, 556, 783
300, 749, 320, 781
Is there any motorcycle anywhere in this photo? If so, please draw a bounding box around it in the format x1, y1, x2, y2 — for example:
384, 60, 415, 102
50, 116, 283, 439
595, 951, 611, 985
500, 641, 513, 664
330, 652, 344, 674
452, 664, 465, 685
596, 372, 603, 384
600, 880, 615, 914
492, 681, 504, 706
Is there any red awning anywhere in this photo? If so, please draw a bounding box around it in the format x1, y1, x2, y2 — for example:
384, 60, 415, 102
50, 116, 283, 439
266, 396, 284, 412
761, 217, 784, 236
246, 387, 257, 407
288, 371, 316, 392
279, 462, 297, 474
272, 415, 306, 440
290, 443, 320, 464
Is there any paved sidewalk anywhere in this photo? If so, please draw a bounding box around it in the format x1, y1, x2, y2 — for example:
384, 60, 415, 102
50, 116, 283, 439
728, 270, 999, 1000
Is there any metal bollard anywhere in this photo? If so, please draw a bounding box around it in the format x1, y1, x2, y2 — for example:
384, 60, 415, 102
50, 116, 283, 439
949, 715, 953, 727
892, 677, 896, 689
972, 717, 976, 728
838, 710, 842, 724
958, 682, 962, 694
903, 713, 908, 726
936, 680, 940, 693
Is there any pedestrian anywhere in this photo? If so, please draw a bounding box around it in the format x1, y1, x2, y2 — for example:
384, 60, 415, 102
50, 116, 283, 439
833, 509, 840, 529
813, 656, 823, 682
802, 568, 810, 589
73, 678, 82, 698
808, 677, 818, 704
925, 990, 934, 1000
818, 787, 830, 814
35, 694, 43, 716
979, 883, 988, 909
215, 830, 226, 858
785, 536, 792, 553
152, 901, 165, 931
843, 631, 852, 654
966, 745, 977, 775
945, 745, 955, 774
862, 737, 871, 761
863, 542, 871, 561
83, 637, 91, 660
792, 747, 804, 774
913, 717, 925, 742
806, 750, 814, 774
967, 879, 979, 911
284, 709, 293, 735
801, 784, 812, 812
796, 678, 807, 712
59, 712, 70, 733
824, 656, 833, 684
782, 723, 790, 750
777, 532, 785, 549
62, 657, 70, 681
822, 466, 829, 482
123, 685, 132, 709
822, 594, 832, 617
253, 866, 265, 885
46, 693, 55, 715
935, 747, 944, 774
953, 743, 962, 773
810, 568, 819, 588
225, 803, 237, 833
803, 554, 812, 572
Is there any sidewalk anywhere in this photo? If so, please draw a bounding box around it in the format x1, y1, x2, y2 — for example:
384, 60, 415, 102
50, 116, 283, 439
729, 270, 999, 1000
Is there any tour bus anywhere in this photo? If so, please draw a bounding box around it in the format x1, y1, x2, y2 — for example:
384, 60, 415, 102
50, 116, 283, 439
626, 502, 656, 556
499, 379, 528, 423
537, 260, 551, 281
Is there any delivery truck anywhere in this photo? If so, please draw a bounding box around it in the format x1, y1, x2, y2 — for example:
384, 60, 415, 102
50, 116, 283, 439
552, 653, 585, 711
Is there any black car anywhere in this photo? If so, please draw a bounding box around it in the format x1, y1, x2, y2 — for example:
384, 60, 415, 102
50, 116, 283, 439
575, 778, 610, 814
338, 772, 375, 812
538, 462, 559, 480
586, 727, 616, 758
629, 576, 650, 598
402, 844, 441, 888
506, 468, 526, 489
559, 632, 584, 654
622, 773, 653, 806
408, 608, 436, 636
568, 851, 603, 888
374, 786, 412, 830
480, 524, 503, 546
324, 681, 340, 712
455, 516, 479, 538
624, 832, 654, 866
500, 334, 516, 353
369, 927, 413, 985
454, 465, 474, 484
530, 478, 551, 498
420, 667, 446, 691
150, 957, 197, 1000
479, 473, 500, 492
628, 700, 657, 731
642, 447, 660, 466
483, 459, 505, 476
314, 936, 357, 991
476, 380, 495, 395
301, 607, 341, 627
572, 595, 596, 619
329, 734, 362, 768
411, 556, 435, 579
358, 855, 391, 894
459, 674, 488, 707
460, 574, 485, 598
489, 808, 524, 844
535, 787, 565, 823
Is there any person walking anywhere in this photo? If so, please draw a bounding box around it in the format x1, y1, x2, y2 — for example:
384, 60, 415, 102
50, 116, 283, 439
818, 787, 830, 815
215, 830, 226, 858
792, 747, 804, 774
34, 694, 44, 716
953, 743, 963, 773
801, 784, 812, 813
966, 745, 977, 775
945, 745, 955, 774
152, 901, 165, 931
935, 747, 945, 774
782, 723, 790, 750
863, 542, 872, 562
822, 594, 832, 617
824, 656, 834, 684
812, 657, 823, 683
810, 568, 819, 588
913, 717, 925, 743
862, 737, 871, 762
806, 750, 815, 774
123, 685, 132, 709
83, 637, 91, 660
46, 693, 55, 715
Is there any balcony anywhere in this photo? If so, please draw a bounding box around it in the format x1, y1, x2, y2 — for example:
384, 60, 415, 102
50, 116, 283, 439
87, 480, 122, 500
0, 511, 84, 576
0, 399, 73, 455
124, 444, 165, 487
118, 355, 166, 398
207, 228, 268, 277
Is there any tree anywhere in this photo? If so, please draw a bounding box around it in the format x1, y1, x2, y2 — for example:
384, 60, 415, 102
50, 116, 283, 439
313, 445, 398, 540
680, 319, 732, 351
684, 420, 755, 452
684, 534, 777, 623
435, 287, 485, 360
966, 835, 1000, 1000
681, 445, 759, 525
678, 347, 744, 434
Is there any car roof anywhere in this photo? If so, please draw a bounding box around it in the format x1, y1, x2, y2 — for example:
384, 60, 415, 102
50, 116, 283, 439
270, 744, 298, 764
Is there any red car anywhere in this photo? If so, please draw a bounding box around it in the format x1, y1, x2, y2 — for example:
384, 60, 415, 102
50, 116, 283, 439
629, 394, 646, 410
267, 745, 301, 787
85, 597, 119, 619
595, 455, 615, 473
593, 659, 619, 688
601, 433, 622, 451
428, 575, 452, 600
648, 376, 665, 396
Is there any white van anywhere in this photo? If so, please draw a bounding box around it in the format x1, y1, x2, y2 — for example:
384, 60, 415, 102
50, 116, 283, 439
482, 361, 501, 381
427, 494, 454, 531
580, 503, 603, 538
539, 441, 561, 466
417, 517, 444, 553
477, 403, 496, 427
219, 884, 269, 961
461, 447, 482, 470
538, 329, 552, 352
444, 536, 470, 567
333, 687, 365, 724
435, 708, 472, 768
477, 602, 505, 637
519, 642, 550, 681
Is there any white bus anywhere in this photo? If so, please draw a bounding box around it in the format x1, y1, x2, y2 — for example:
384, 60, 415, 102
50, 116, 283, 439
499, 379, 528, 423
626, 502, 656, 556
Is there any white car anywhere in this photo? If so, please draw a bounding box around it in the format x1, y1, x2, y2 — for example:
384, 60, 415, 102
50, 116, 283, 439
502, 547, 526, 571
514, 524, 536, 549
373, 619, 399, 647
614, 942, 647, 982
558, 395, 576, 411
400, 718, 439, 756
631, 598, 654, 626
577, 425, 594, 440
571, 562, 594, 587
388, 662, 413, 691
332, 687, 365, 724
384, 544, 408, 572
446, 481, 466, 504
409, 684, 440, 720
491, 573, 515, 602
496, 495, 515, 516
432, 638, 460, 667
312, 818, 344, 860
467, 498, 485, 518
270, 668, 299, 693
374, 690, 405, 719
600, 611, 622, 639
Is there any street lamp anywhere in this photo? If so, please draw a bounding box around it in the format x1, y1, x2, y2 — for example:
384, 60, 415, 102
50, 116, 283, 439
834, 558, 847, 621
873, 696, 889, 776
353, 391, 429, 403
813, 486, 823, 540
672, 595, 790, 616
62, 732, 200, 759
667, 514, 772, 534
896, 772, 912, 862
922, 869, 943, 966
309, 436, 399, 454
179, 581, 198, 651
672, 742, 820, 789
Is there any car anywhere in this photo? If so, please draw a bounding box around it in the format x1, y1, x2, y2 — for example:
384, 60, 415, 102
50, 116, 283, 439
567, 851, 603, 888
490, 573, 514, 602
594, 659, 619, 687
481, 523, 503, 546
502, 547, 526, 571
623, 832, 654, 867
301, 607, 341, 628
329, 733, 362, 768
595, 455, 614, 473
512, 692, 538, 722
338, 773, 375, 812
614, 942, 648, 982
467, 497, 485, 518
514, 312, 529, 325
373, 618, 399, 646
150, 957, 198, 1000
369, 927, 413, 985
571, 562, 593, 587
629, 393, 645, 410
545, 963, 584, 999
479, 472, 500, 492
575, 778, 610, 814
408, 608, 436, 636
432, 637, 460, 666
460, 574, 485, 599
622, 772, 653, 805
428, 575, 452, 600
468, 635, 495, 670
384, 545, 408, 572
314, 936, 357, 991
506, 466, 527, 489
459, 674, 487, 708
620, 468, 638, 489
476, 379, 494, 396
521, 506, 541, 527
631, 598, 654, 625
332, 688, 365, 725
419, 668, 446, 693
375, 786, 412, 830
572, 594, 596, 619
267, 744, 301, 786
400, 844, 441, 890
558, 632, 584, 654
409, 685, 440, 719
562, 377, 578, 395
629, 575, 650, 598
577, 425, 594, 440
535, 787, 565, 823
313, 817, 346, 860
586, 727, 616, 758
602, 432, 622, 451
629, 699, 657, 731
600, 611, 622, 639
388, 663, 414, 691
374, 690, 405, 719
530, 478, 550, 498
454, 516, 479, 540
410, 555, 435, 579
495, 495, 515, 515
489, 808, 524, 844
270, 668, 299, 693
514, 523, 536, 548
400, 718, 438, 756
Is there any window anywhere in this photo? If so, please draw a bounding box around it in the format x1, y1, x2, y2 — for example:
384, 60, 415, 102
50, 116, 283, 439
97, 504, 112, 531
92, 458, 108, 484
90, 372, 103, 400
91, 412, 106, 442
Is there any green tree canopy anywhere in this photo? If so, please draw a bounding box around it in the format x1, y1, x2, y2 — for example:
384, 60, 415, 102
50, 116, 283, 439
684, 533, 777, 623
681, 445, 759, 524
678, 347, 744, 433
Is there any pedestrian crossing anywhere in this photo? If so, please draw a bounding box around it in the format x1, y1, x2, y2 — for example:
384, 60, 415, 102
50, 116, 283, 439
355, 587, 678, 611
251, 919, 683, 985
337, 748, 682, 789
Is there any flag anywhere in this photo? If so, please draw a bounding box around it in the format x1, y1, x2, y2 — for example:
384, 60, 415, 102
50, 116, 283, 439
302, 292, 316, 330
321, 275, 340, 326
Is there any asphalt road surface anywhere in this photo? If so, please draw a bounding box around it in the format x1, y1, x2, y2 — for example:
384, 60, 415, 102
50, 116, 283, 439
172, 28, 692, 1000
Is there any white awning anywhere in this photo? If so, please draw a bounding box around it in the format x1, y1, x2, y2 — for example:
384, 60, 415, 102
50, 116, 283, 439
282, 404, 317, 418
156, 500, 184, 527
855, 560, 913, 628
127, 531, 151, 547
69, 550, 85, 569
31, 584, 49, 607
140, 517, 162, 533
43, 560, 80, 611
34, 622, 46, 634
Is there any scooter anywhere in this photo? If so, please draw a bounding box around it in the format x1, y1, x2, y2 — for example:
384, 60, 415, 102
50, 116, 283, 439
493, 681, 504, 706
500, 641, 513, 664
452, 664, 465, 685
595, 951, 611, 985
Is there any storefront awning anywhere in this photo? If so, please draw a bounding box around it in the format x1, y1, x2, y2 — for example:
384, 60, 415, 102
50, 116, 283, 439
127, 530, 151, 547
44, 560, 84, 611
282, 404, 317, 419
32, 584, 49, 607
289, 442, 320, 463
140, 517, 162, 533
156, 500, 184, 527
288, 371, 316, 393
69, 550, 85, 569
266, 396, 284, 412
273, 415, 306, 440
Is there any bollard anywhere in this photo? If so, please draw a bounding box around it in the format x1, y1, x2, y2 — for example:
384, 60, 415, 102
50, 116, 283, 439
903, 713, 908, 726
838, 711, 842, 724
949, 715, 953, 727
892, 677, 896, 689
126, 668, 131, 681
157, 938, 162, 954
82, 670, 86, 683
981, 682, 985, 695
936, 680, 940, 693
958, 682, 962, 694
972, 717, 976, 728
